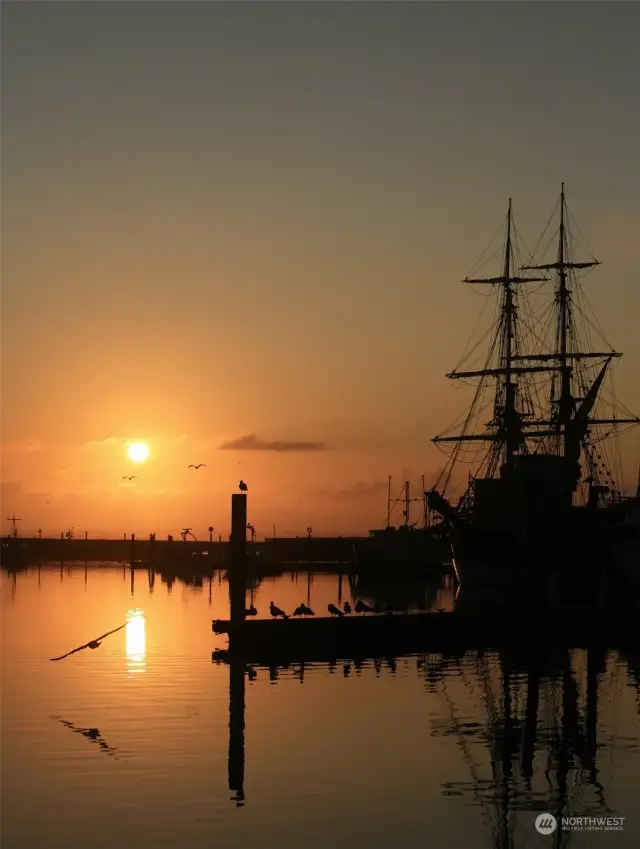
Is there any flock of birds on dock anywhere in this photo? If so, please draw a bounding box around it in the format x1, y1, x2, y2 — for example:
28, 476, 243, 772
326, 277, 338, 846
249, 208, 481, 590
244, 600, 443, 619
47, 596, 443, 664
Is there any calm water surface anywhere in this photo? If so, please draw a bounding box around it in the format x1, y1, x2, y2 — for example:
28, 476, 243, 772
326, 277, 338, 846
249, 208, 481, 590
2, 565, 639, 849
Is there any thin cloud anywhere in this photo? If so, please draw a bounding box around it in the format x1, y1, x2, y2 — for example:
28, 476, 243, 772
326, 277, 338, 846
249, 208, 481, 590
1, 439, 44, 453
84, 436, 120, 450
219, 433, 326, 452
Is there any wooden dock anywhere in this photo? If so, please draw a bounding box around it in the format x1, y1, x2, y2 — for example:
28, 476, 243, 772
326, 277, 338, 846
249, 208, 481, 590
212, 607, 639, 663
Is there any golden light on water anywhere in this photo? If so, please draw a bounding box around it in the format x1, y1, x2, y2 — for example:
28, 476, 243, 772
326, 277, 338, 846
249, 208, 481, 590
126, 609, 146, 672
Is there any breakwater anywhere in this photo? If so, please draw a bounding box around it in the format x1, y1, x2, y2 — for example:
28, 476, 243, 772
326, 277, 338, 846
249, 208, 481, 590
1, 534, 362, 566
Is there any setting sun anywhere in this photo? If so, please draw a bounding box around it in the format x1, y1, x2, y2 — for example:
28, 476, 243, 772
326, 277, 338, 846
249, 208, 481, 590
127, 442, 149, 463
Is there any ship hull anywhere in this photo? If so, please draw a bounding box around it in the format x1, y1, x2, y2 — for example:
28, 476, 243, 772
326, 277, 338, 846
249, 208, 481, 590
353, 531, 449, 573
610, 504, 640, 598
450, 510, 620, 601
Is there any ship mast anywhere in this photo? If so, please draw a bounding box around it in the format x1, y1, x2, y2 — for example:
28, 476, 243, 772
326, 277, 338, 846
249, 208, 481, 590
433, 200, 547, 470
432, 187, 640, 504
521, 182, 594, 457
520, 185, 639, 477
502, 200, 517, 466
557, 183, 571, 452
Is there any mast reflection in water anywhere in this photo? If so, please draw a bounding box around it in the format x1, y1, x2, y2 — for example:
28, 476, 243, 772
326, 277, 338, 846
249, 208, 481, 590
125, 608, 146, 673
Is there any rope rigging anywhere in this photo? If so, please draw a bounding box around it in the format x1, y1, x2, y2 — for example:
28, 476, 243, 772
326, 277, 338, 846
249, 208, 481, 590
432, 187, 639, 503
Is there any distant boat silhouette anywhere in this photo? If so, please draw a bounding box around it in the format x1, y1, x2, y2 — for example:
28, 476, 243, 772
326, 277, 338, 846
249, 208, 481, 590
188, 464, 207, 469
49, 624, 126, 661
239, 480, 248, 492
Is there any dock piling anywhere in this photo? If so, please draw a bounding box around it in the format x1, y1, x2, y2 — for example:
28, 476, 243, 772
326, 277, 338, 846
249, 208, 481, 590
229, 494, 248, 626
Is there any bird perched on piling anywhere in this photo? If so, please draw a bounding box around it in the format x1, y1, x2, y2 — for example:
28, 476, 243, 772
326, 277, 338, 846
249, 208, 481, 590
49, 624, 126, 661
328, 603, 344, 617
293, 603, 314, 618
269, 601, 288, 619
239, 480, 248, 492
355, 599, 373, 615
343, 601, 352, 615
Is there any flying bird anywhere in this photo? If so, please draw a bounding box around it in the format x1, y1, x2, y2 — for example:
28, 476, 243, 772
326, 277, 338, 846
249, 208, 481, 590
122, 476, 138, 480
239, 480, 248, 492
188, 464, 207, 469
49, 624, 126, 661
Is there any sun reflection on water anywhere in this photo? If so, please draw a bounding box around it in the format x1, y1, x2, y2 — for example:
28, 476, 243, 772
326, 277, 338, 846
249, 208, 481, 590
126, 609, 146, 673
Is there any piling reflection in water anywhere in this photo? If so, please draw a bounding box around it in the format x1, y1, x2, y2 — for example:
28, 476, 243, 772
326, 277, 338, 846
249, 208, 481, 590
125, 609, 146, 673
215, 643, 639, 843
2, 561, 639, 849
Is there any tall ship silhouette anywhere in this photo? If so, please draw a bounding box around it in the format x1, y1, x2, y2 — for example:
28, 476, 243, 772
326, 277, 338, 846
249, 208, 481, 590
427, 185, 640, 593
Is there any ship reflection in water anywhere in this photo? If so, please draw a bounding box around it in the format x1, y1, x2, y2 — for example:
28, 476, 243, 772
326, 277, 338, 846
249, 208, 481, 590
125, 608, 146, 673
217, 645, 640, 845
2, 565, 639, 849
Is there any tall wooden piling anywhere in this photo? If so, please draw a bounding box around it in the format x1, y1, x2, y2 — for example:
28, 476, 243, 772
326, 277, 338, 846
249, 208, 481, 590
229, 494, 247, 625
228, 492, 247, 804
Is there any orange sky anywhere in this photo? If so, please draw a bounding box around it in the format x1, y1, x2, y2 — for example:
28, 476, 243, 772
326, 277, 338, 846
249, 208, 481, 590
2, 2, 639, 538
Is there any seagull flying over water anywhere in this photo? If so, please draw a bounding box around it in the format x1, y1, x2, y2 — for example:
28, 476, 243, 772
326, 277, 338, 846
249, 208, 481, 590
49, 624, 126, 661
122, 476, 137, 480
188, 464, 207, 469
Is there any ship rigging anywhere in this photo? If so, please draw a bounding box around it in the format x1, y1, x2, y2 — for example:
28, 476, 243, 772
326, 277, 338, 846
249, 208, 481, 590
432, 185, 639, 512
